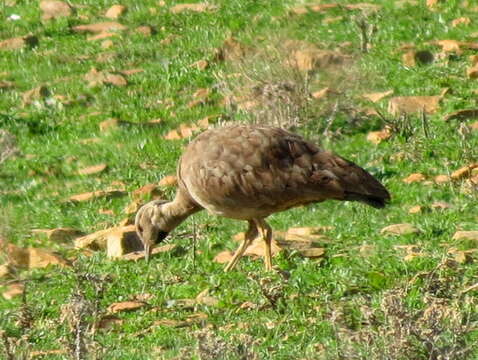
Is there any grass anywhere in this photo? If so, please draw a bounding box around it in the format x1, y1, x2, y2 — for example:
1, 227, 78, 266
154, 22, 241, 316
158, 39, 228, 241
1, 0, 478, 358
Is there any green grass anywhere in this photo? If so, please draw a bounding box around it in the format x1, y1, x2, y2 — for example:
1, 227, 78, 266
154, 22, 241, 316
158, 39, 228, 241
1, 0, 478, 358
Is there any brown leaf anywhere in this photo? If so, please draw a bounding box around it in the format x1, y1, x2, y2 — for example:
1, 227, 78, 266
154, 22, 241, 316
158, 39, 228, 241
74, 228, 114, 250
163, 129, 182, 140
191, 59, 209, 71
214, 37, 250, 62
107, 300, 147, 314
287, 226, 333, 235
106, 225, 143, 258
40, 0, 72, 20
408, 205, 423, 214
104, 73, 127, 86
0, 264, 13, 279
431, 201, 452, 210
444, 109, 478, 121
3, 283, 24, 300
195, 289, 219, 306
31, 228, 84, 242
133, 183, 163, 200
243, 237, 282, 258
87, 32, 117, 41
105, 5, 127, 19
367, 128, 392, 145
311, 87, 333, 100
72, 22, 127, 34
381, 224, 420, 235
136, 26, 154, 36
213, 250, 234, 264
68, 189, 127, 203
77, 163, 108, 176
96, 315, 124, 330
362, 90, 393, 103
388, 96, 441, 115
299, 248, 326, 258
452, 231, 478, 241
99, 118, 126, 131
0, 35, 38, 51
159, 175, 177, 187
467, 63, 478, 79
434, 174, 451, 184
451, 17, 471, 27
22, 86, 49, 106
121, 244, 177, 261
291, 49, 348, 71
402, 173, 426, 184
451, 163, 478, 180
430, 40, 462, 53
170, 3, 218, 13
7, 244, 69, 268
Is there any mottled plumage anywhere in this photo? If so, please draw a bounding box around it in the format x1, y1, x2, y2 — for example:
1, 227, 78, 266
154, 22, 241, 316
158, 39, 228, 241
136, 125, 390, 270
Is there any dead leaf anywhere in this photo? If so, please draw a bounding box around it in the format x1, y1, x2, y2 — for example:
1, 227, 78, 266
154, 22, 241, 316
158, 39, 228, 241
323, 16, 343, 24
170, 3, 217, 13
104, 73, 127, 86
3, 283, 24, 300
121, 244, 177, 261
448, 247, 474, 264
214, 37, 250, 62
367, 128, 392, 144
362, 90, 393, 103
105, 4, 127, 19
244, 237, 282, 258
31, 227, 84, 242
451, 163, 478, 180
311, 87, 334, 100
434, 174, 451, 184
291, 49, 348, 71
22, 86, 49, 106
287, 226, 333, 235
99, 118, 126, 131
213, 251, 234, 264
299, 248, 326, 258
451, 17, 471, 27
163, 129, 181, 140
74, 228, 114, 250
72, 22, 127, 34
408, 205, 423, 214
452, 231, 478, 241
431, 201, 452, 210
107, 225, 143, 258
136, 26, 154, 36
96, 315, 124, 330
426, 0, 440, 7
402, 173, 426, 184
0, 35, 38, 51
40, 0, 72, 20
196, 289, 219, 306
0, 264, 13, 279
467, 63, 478, 79
159, 175, 177, 187
101, 39, 114, 49
381, 224, 420, 235
7, 244, 69, 268
77, 163, 108, 176
108, 301, 147, 314
87, 32, 117, 41
133, 183, 163, 200
68, 189, 127, 203
191, 59, 209, 71
430, 40, 462, 53
388, 96, 441, 115
444, 109, 478, 121
30, 349, 67, 358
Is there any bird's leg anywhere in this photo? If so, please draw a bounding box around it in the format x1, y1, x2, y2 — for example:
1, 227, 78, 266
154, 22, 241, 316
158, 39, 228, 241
224, 220, 258, 272
254, 218, 273, 271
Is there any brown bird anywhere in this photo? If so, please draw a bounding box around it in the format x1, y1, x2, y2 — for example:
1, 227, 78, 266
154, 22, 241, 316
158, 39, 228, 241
135, 125, 390, 271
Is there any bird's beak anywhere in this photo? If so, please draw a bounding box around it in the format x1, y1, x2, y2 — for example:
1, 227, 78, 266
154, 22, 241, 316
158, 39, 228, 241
144, 243, 152, 262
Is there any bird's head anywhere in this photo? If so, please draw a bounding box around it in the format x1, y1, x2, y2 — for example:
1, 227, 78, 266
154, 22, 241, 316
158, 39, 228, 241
135, 200, 171, 262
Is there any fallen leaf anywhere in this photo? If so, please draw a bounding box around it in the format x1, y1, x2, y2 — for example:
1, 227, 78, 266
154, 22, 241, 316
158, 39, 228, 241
362, 90, 393, 103
431, 201, 452, 210
0, 264, 13, 279
402, 173, 426, 184
452, 231, 478, 241
121, 244, 177, 261
108, 301, 147, 314
123, 200, 142, 215
451, 163, 478, 180
448, 247, 474, 264
72, 22, 127, 34
96, 315, 124, 330
99, 118, 126, 131
163, 129, 181, 140
299, 248, 326, 258
77, 163, 108, 176
3, 283, 24, 300
104, 73, 127, 86
7, 244, 69, 268
87, 32, 117, 41
133, 183, 163, 200
467, 64, 478, 79
434, 174, 451, 184
367, 128, 392, 144
170, 3, 218, 13
22, 86, 49, 106
191, 59, 209, 70
0, 35, 38, 51
451, 17, 471, 27
195, 289, 219, 306
68, 189, 127, 203
213, 250, 234, 264
30, 349, 67, 358
159, 175, 177, 187
101, 39, 114, 49
214, 37, 250, 62
74, 228, 115, 250
444, 109, 478, 121
287, 226, 333, 235
426, 0, 440, 7
388, 96, 441, 115
430, 39, 462, 53
136, 25, 154, 36
31, 227, 84, 242
107, 225, 144, 258
243, 237, 282, 258
40, 0, 72, 20
311, 87, 333, 100
408, 205, 423, 214
323, 16, 343, 24
105, 4, 127, 19
291, 49, 348, 71
381, 224, 420, 235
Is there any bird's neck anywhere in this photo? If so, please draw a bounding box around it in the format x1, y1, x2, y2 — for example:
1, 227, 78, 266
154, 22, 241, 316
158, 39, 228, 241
161, 188, 201, 231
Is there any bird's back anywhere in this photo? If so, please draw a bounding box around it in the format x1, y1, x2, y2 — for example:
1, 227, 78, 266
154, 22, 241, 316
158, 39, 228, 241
178, 125, 389, 220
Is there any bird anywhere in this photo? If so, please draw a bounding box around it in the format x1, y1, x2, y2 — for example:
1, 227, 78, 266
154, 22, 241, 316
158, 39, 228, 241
135, 125, 390, 271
